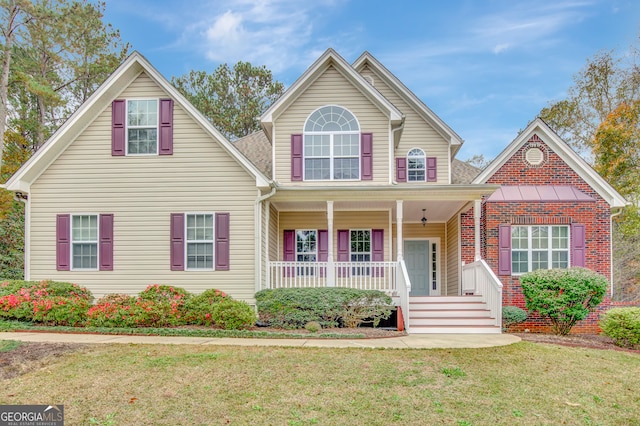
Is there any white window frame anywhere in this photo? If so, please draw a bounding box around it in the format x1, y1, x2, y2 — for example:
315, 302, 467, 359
407, 148, 426, 182
70, 214, 99, 271
185, 212, 215, 271
296, 230, 318, 262
126, 98, 159, 156
303, 105, 361, 181
349, 229, 371, 276
511, 225, 570, 275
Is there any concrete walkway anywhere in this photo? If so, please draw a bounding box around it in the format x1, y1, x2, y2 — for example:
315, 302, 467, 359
0, 331, 520, 349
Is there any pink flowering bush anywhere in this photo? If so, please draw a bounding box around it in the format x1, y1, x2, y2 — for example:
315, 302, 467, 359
184, 288, 229, 326
0, 280, 93, 326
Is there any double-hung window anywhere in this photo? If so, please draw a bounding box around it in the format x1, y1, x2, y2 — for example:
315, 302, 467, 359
296, 230, 317, 275
511, 225, 570, 274
350, 229, 371, 275
407, 148, 426, 181
303, 105, 360, 180
186, 213, 214, 270
127, 99, 158, 155
71, 215, 98, 270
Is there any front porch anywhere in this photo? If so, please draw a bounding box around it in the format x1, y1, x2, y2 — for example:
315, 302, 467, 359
266, 259, 503, 333
258, 186, 502, 333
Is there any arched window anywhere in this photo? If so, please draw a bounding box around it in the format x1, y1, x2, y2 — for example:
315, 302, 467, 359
407, 148, 426, 181
303, 106, 360, 180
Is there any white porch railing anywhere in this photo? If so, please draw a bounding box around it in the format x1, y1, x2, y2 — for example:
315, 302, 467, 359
268, 261, 397, 293
461, 260, 503, 327
396, 258, 411, 332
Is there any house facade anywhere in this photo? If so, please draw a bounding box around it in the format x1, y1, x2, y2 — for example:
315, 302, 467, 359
4, 49, 627, 334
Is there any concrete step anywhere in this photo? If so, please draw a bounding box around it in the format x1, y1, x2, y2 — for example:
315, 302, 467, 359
408, 325, 502, 334
409, 317, 497, 326
410, 296, 483, 304
409, 302, 488, 311
409, 309, 492, 318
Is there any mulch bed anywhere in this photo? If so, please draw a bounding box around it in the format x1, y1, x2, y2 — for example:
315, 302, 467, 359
514, 332, 640, 354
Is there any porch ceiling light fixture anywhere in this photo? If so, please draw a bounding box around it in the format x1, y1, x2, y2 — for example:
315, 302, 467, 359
421, 209, 427, 227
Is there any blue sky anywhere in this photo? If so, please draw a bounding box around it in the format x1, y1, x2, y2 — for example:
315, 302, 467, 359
103, 0, 640, 161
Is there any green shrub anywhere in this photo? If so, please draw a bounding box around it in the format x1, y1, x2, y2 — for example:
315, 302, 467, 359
86, 294, 138, 328
138, 284, 190, 304
305, 321, 322, 333
520, 267, 607, 335
255, 288, 393, 329
0, 280, 93, 326
502, 306, 528, 331
600, 307, 640, 349
183, 289, 229, 326
211, 299, 256, 330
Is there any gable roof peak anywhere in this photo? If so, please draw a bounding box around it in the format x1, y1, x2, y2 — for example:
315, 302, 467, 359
260, 48, 404, 137
472, 117, 627, 208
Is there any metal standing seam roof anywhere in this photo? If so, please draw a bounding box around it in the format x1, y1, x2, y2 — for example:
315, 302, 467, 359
486, 185, 595, 202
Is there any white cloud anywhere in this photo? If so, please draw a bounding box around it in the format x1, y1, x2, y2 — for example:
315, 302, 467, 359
493, 43, 510, 54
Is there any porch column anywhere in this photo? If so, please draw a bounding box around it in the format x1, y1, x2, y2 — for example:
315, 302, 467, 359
474, 199, 482, 261
396, 200, 403, 260
327, 201, 335, 287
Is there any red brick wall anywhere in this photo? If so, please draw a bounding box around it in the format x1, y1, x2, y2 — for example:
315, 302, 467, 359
481, 134, 613, 333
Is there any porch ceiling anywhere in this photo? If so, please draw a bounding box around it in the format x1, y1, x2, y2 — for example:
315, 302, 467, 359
272, 199, 472, 222
268, 184, 498, 223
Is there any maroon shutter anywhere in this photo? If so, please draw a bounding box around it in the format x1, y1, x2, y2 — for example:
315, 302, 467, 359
337, 229, 350, 278
396, 157, 407, 182
283, 230, 296, 277
99, 214, 114, 271
498, 224, 511, 275
283, 230, 296, 261
361, 133, 373, 180
56, 214, 71, 271
170, 213, 185, 271
291, 134, 303, 181
215, 213, 230, 270
112, 100, 126, 156
318, 230, 328, 262
318, 229, 328, 277
571, 223, 586, 267
159, 98, 174, 155
426, 157, 437, 182
372, 229, 384, 277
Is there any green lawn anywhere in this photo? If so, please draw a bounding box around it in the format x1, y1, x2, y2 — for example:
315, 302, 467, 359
1, 341, 639, 425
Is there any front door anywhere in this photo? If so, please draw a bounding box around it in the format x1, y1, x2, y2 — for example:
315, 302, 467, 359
405, 240, 439, 296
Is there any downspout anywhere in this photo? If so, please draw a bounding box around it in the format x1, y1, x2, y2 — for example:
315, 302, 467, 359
609, 207, 624, 298
390, 119, 405, 184
254, 185, 277, 294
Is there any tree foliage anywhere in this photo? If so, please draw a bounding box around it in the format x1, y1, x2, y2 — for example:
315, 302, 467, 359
0, 0, 129, 162
540, 50, 640, 157
172, 61, 284, 141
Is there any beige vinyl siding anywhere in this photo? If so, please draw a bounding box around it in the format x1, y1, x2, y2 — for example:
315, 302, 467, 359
446, 214, 460, 296
360, 65, 450, 183
278, 210, 390, 260
29, 72, 259, 301
273, 65, 390, 184
268, 203, 278, 262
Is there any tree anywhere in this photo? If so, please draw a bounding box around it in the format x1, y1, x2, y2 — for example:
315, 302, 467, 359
172, 61, 285, 140
593, 101, 640, 300
540, 49, 640, 157
0, 0, 128, 162
464, 154, 490, 169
